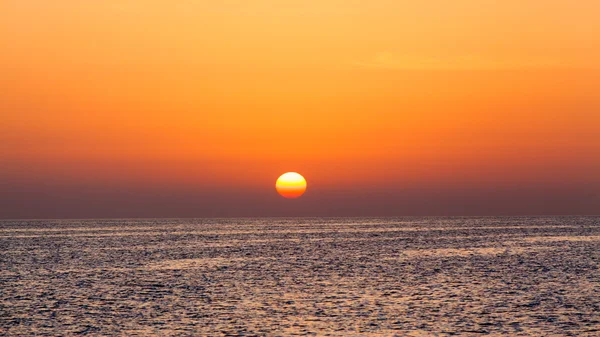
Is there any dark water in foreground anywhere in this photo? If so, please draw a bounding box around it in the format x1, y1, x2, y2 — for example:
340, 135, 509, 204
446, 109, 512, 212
1, 217, 599, 336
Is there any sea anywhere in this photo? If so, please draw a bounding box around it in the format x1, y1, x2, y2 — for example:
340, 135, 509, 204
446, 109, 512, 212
1, 217, 599, 336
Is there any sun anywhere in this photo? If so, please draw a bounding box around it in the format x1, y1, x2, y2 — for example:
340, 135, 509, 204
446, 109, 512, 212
276, 172, 307, 199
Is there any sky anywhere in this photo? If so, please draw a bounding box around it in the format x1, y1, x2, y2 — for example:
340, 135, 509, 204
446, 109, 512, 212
1, 0, 599, 218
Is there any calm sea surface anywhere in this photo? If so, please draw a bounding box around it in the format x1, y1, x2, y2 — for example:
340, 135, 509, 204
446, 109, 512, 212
1, 217, 599, 336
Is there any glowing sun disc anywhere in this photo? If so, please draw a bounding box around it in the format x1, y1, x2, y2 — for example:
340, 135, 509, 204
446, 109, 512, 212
276, 172, 307, 199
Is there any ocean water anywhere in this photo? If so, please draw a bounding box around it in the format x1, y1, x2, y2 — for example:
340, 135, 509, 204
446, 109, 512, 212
1, 217, 599, 336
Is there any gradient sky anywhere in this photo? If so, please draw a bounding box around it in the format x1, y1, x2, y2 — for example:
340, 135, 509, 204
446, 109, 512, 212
1, 1, 599, 218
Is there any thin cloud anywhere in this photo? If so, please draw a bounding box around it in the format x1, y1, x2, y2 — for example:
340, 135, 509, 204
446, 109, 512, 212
351, 52, 574, 71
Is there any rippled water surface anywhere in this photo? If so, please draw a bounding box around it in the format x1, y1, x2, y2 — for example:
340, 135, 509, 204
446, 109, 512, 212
1, 217, 600, 336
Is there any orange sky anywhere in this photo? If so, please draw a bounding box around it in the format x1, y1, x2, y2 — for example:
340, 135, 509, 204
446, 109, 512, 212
1, 1, 599, 217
